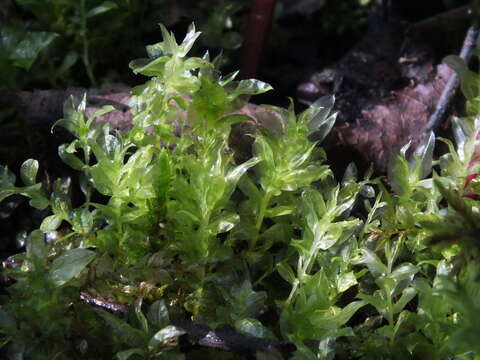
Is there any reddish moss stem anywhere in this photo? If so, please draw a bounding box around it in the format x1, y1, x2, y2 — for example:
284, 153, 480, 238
240, 0, 276, 79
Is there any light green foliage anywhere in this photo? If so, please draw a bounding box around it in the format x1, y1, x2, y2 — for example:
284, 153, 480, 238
1, 24, 480, 359
0, 159, 49, 210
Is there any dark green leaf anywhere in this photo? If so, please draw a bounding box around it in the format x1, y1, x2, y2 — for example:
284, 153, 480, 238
40, 214, 63, 232
58, 51, 79, 75
393, 287, 417, 314
10, 31, 58, 70
26, 229, 47, 268
97, 309, 145, 347
49, 248, 95, 286
277, 262, 296, 284
116, 348, 147, 360
354, 249, 388, 277
147, 300, 170, 329
20, 159, 38, 186
134, 297, 149, 334
235, 318, 267, 338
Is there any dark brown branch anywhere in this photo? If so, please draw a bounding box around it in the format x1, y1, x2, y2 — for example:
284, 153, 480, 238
0, 85, 133, 132
79, 292, 296, 359
413, 4, 472, 35
425, 25, 479, 132
240, 0, 276, 79
80, 291, 129, 314
171, 318, 296, 359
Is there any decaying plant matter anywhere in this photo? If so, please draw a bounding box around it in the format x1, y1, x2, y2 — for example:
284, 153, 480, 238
298, 2, 477, 172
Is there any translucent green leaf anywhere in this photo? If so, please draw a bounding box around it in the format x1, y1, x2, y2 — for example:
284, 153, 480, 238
434, 177, 476, 223
148, 325, 185, 350
49, 248, 95, 286
354, 249, 388, 277
230, 79, 273, 98
342, 162, 358, 184
393, 287, 417, 314
134, 297, 149, 334
226, 157, 261, 186
235, 318, 267, 338
302, 95, 337, 142
265, 205, 294, 217
317, 337, 336, 360
179, 23, 201, 57
40, 214, 63, 232
52, 94, 87, 136
444, 55, 480, 100
89, 160, 119, 196
311, 301, 367, 330
92, 105, 115, 119
391, 263, 419, 282
50, 179, 72, 218
70, 207, 96, 234
20, 159, 38, 186
129, 56, 169, 76
27, 189, 49, 210
277, 262, 296, 284
393, 310, 412, 340
159, 24, 178, 55
232, 281, 267, 319
219, 70, 239, 86
357, 293, 387, 315
413, 131, 435, 180
388, 153, 411, 197
210, 212, 240, 233
190, 77, 229, 127
145, 41, 166, 59
169, 95, 189, 110
26, 229, 47, 268
336, 271, 357, 293
375, 277, 396, 298
254, 136, 275, 174
86, 1, 118, 18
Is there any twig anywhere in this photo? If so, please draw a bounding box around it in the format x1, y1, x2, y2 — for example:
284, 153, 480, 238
80, 291, 128, 313
240, 0, 277, 79
413, 5, 472, 34
79, 292, 296, 359
425, 24, 479, 132
172, 318, 296, 359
